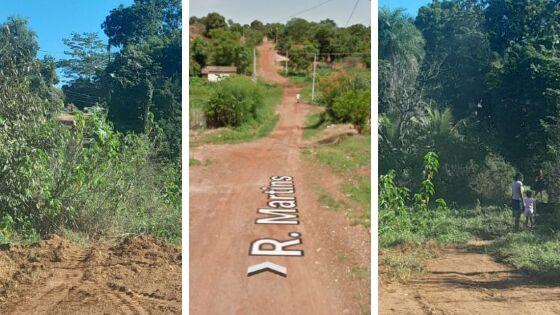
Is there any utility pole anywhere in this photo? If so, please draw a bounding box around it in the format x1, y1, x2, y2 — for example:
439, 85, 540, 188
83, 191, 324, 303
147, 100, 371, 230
311, 52, 317, 104
285, 49, 289, 76
252, 47, 257, 82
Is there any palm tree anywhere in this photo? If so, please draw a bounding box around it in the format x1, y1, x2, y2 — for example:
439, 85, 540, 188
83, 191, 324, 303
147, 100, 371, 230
379, 7, 425, 71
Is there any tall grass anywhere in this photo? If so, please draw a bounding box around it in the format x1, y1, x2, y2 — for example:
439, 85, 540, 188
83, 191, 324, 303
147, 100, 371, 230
189, 77, 282, 145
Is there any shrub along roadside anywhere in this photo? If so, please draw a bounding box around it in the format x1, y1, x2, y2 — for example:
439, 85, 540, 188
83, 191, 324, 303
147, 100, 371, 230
205, 76, 264, 127
190, 76, 282, 145
318, 69, 370, 133
0, 111, 181, 245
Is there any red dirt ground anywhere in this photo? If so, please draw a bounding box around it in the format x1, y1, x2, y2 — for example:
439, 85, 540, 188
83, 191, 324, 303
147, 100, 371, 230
189, 40, 370, 314
380, 240, 560, 314
0, 234, 181, 314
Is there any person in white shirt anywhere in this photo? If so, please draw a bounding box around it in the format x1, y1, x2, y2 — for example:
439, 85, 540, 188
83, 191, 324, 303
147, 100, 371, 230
296, 93, 300, 103
524, 190, 536, 228
511, 173, 524, 232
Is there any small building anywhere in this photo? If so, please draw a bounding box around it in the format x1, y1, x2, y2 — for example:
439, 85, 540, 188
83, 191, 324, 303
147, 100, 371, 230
201, 66, 237, 82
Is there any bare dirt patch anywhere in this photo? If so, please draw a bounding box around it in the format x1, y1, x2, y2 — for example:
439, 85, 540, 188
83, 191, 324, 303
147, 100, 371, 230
381, 240, 560, 314
0, 235, 181, 315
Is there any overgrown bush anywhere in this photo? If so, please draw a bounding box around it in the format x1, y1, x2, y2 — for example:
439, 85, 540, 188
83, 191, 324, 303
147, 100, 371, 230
319, 70, 370, 115
379, 152, 469, 247
0, 35, 180, 243
541, 159, 560, 203
470, 154, 516, 205
204, 76, 264, 127
332, 89, 371, 133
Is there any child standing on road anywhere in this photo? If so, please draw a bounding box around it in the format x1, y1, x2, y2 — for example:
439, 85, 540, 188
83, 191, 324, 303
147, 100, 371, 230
524, 190, 536, 228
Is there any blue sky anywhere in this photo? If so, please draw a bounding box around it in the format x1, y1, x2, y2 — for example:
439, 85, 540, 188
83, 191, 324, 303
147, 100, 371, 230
1, 0, 133, 61
189, 0, 371, 26
378, 0, 429, 16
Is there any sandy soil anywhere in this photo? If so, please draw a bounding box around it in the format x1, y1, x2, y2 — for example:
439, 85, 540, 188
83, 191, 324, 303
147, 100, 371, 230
380, 240, 560, 315
0, 235, 181, 314
189, 40, 370, 314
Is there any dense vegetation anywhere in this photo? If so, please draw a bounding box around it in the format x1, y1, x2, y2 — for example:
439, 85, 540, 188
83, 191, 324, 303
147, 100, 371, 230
379, 0, 560, 278
189, 76, 282, 145
0, 0, 181, 244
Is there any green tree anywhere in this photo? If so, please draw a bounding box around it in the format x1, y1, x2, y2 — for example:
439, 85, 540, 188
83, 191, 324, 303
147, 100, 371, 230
250, 20, 265, 32
58, 33, 108, 81
485, 0, 560, 54
264, 23, 284, 42
58, 32, 108, 108
415, 0, 491, 118
378, 7, 426, 134
189, 37, 208, 75
332, 89, 371, 133
103, 0, 182, 159
288, 42, 317, 72
202, 12, 227, 36
311, 22, 336, 60
102, 0, 181, 47
208, 28, 250, 73
485, 44, 560, 173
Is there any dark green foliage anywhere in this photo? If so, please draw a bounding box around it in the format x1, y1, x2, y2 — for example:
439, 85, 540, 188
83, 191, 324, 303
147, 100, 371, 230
484, 0, 560, 55
416, 0, 491, 118
207, 28, 251, 73
100, 1, 181, 159
274, 17, 370, 64
102, 0, 181, 47
201, 12, 227, 36
264, 23, 284, 42
250, 20, 265, 32
288, 42, 317, 72
485, 44, 560, 174
379, 153, 470, 247
189, 38, 208, 75
204, 77, 263, 127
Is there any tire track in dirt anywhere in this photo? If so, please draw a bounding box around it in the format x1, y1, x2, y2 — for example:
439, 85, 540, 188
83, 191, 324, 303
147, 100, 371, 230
381, 240, 560, 314
190, 39, 370, 314
0, 235, 181, 314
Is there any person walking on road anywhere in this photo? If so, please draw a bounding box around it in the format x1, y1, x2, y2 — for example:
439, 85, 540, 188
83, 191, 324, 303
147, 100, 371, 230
296, 93, 300, 104
511, 173, 524, 232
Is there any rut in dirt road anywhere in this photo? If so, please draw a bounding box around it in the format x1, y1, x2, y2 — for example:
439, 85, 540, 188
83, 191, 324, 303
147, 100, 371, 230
190, 40, 367, 314
381, 240, 560, 315
0, 235, 181, 315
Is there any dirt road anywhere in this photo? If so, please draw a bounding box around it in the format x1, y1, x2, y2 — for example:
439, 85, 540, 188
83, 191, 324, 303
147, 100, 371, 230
190, 40, 370, 314
381, 240, 560, 314
0, 235, 181, 314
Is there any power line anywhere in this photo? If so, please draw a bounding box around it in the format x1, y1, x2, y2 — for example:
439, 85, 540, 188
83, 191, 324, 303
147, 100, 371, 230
282, 0, 339, 22
345, 0, 360, 27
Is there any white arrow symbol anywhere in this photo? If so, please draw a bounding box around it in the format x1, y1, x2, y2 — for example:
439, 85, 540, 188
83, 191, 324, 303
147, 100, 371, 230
247, 261, 287, 277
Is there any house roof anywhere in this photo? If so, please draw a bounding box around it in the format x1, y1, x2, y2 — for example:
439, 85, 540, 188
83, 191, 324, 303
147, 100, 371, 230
201, 66, 237, 74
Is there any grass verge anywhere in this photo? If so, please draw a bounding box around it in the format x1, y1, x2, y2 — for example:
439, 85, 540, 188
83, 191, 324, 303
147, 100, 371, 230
190, 79, 282, 146
302, 110, 328, 140
306, 134, 371, 229
315, 135, 370, 173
